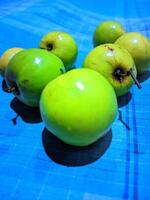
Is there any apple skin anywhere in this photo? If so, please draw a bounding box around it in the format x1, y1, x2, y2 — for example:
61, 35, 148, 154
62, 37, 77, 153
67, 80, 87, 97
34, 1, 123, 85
39, 32, 78, 71
0, 47, 23, 77
115, 32, 150, 74
82, 44, 137, 96
40, 68, 117, 146
5, 48, 65, 107
93, 21, 125, 47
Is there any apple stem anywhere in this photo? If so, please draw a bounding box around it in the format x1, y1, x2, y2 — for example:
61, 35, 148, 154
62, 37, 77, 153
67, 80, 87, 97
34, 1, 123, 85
118, 110, 130, 130
3, 85, 16, 93
7, 87, 16, 93
128, 69, 142, 89
4, 83, 20, 95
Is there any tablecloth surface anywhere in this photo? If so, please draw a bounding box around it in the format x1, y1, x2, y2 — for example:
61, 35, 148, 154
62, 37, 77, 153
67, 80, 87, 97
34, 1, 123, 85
0, 0, 150, 199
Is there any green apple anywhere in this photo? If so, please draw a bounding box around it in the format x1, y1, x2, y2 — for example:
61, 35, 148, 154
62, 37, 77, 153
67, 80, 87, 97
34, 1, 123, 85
82, 43, 140, 96
115, 32, 150, 74
0, 47, 23, 77
40, 68, 117, 146
93, 21, 125, 47
5, 48, 65, 107
39, 31, 78, 71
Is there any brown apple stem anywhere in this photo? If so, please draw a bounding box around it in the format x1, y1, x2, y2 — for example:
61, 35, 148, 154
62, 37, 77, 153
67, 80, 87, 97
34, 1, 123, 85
7, 87, 16, 93
128, 69, 142, 89
3, 85, 16, 93
4, 84, 20, 95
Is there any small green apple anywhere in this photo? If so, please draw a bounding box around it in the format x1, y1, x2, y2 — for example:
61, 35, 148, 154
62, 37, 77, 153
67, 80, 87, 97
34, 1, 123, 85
39, 31, 78, 71
40, 68, 117, 146
115, 32, 150, 74
5, 48, 65, 107
0, 47, 23, 77
82, 43, 140, 96
93, 20, 125, 47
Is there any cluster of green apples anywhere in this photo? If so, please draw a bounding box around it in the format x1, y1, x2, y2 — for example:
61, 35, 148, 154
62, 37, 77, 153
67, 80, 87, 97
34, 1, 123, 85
84, 20, 150, 95
0, 21, 150, 147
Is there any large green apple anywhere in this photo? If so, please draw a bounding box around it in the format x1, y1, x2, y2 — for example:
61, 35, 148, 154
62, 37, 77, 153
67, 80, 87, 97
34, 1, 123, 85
39, 31, 78, 71
5, 48, 65, 107
83, 44, 138, 96
93, 21, 125, 47
115, 32, 150, 74
0, 47, 23, 77
40, 68, 117, 146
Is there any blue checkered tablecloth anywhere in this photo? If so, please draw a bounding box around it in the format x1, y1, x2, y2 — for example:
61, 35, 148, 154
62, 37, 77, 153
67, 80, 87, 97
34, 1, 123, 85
0, 0, 150, 199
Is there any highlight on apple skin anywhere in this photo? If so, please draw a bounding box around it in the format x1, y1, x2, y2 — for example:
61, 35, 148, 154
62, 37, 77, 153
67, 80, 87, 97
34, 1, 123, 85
40, 68, 118, 147
82, 43, 137, 96
0, 47, 24, 77
39, 31, 78, 71
5, 48, 65, 107
93, 20, 125, 47
115, 32, 150, 74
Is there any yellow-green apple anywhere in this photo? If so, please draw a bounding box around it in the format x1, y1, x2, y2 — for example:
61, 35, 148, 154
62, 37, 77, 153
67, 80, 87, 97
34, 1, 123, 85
40, 68, 117, 146
5, 48, 65, 107
82, 44, 141, 96
93, 21, 125, 47
115, 32, 150, 74
39, 31, 78, 71
0, 47, 23, 77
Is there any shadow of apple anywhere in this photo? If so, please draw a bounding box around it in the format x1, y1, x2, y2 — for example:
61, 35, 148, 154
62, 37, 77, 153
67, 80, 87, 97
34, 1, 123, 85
67, 65, 76, 71
137, 70, 150, 83
117, 91, 132, 108
42, 128, 112, 166
10, 97, 42, 124
1, 79, 11, 93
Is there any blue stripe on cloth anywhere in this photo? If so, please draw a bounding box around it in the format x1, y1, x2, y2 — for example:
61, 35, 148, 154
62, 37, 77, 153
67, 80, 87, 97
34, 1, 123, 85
123, 104, 131, 200
132, 95, 139, 200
